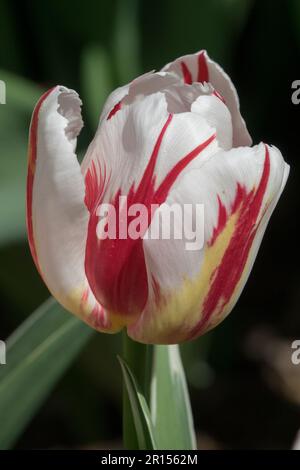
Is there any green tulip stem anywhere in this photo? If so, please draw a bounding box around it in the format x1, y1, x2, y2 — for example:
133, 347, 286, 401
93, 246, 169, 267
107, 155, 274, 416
122, 331, 153, 449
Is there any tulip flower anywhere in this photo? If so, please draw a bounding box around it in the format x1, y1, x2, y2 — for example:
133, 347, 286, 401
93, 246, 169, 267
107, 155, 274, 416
27, 50, 289, 344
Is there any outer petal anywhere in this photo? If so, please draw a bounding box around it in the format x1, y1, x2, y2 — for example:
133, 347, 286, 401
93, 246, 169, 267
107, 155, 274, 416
162, 50, 252, 148
128, 143, 289, 344
27, 86, 113, 332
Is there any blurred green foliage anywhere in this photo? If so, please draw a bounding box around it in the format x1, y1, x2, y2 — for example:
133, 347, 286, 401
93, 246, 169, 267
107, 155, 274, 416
0, 298, 94, 449
0, 0, 299, 450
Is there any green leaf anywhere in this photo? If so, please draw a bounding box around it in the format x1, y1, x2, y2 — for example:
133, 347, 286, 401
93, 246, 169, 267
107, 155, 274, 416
0, 69, 42, 112
113, 0, 141, 83
150, 345, 197, 450
0, 297, 94, 449
0, 70, 42, 245
81, 45, 113, 129
118, 355, 157, 450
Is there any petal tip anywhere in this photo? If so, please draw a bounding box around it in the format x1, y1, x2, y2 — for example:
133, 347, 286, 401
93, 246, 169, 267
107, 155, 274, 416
56, 86, 83, 141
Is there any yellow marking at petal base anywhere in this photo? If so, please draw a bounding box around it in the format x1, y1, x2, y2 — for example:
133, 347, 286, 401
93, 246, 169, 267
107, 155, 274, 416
53, 284, 88, 318
59, 285, 139, 334
107, 310, 138, 333
133, 210, 241, 344
206, 195, 274, 334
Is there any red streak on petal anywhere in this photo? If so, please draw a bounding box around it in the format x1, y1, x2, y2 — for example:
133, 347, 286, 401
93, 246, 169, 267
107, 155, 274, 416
79, 287, 89, 312
180, 61, 193, 84
152, 276, 162, 307
213, 89, 226, 103
107, 100, 122, 120
135, 114, 174, 202
231, 183, 245, 213
89, 304, 107, 329
84, 160, 107, 212
26, 87, 55, 273
191, 146, 271, 338
208, 196, 227, 247
155, 133, 216, 203
198, 51, 209, 83
85, 114, 216, 317
85, 115, 173, 316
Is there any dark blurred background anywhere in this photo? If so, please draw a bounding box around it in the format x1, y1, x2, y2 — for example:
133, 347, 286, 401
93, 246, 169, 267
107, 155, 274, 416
0, 0, 299, 449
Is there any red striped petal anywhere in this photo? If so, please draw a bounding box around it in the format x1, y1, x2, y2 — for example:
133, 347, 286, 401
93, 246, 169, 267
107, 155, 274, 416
26, 87, 54, 274
180, 61, 193, 85
197, 51, 209, 83
191, 145, 271, 337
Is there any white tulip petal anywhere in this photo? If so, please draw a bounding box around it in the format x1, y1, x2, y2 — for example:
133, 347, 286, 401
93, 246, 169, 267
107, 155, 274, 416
83, 91, 218, 322
27, 86, 111, 331
162, 50, 252, 147
128, 143, 289, 343
28, 51, 289, 345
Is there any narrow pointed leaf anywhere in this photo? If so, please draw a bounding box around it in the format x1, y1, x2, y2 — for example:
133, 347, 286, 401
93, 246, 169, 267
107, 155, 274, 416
0, 297, 94, 449
151, 345, 197, 450
118, 356, 157, 450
